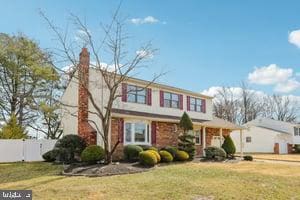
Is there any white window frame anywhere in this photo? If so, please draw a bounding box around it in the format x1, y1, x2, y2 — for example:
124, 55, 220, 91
127, 84, 147, 104
163, 92, 180, 109
194, 130, 202, 145
124, 120, 151, 145
294, 127, 300, 136
190, 97, 203, 113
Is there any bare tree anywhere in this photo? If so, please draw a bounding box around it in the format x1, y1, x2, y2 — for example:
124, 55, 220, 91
40, 8, 165, 163
262, 95, 299, 123
239, 82, 262, 124
213, 84, 299, 124
213, 87, 239, 123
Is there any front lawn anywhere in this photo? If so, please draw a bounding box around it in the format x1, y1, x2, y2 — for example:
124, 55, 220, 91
0, 161, 300, 200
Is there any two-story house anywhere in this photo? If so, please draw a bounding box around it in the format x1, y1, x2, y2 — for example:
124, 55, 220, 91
61, 48, 243, 159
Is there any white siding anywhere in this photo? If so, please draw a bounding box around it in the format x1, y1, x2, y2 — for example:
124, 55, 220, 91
61, 73, 79, 136
231, 126, 292, 154
112, 79, 213, 121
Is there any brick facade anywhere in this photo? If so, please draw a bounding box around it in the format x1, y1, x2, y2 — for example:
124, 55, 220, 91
110, 117, 232, 160
287, 143, 293, 154
155, 122, 181, 148
77, 48, 96, 145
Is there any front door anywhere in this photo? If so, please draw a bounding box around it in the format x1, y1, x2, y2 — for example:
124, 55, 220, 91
211, 136, 222, 147
279, 141, 288, 154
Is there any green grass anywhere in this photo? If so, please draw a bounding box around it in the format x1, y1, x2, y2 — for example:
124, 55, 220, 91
0, 162, 300, 200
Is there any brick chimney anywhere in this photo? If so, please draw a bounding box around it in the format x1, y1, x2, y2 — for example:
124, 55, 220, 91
78, 48, 96, 145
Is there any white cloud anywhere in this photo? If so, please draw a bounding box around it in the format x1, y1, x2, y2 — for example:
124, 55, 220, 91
202, 86, 265, 99
248, 64, 300, 93
130, 16, 160, 25
136, 50, 154, 59
288, 29, 300, 48
248, 64, 293, 85
274, 78, 300, 93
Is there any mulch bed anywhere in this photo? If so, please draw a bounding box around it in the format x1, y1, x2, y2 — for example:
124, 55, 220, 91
62, 162, 152, 177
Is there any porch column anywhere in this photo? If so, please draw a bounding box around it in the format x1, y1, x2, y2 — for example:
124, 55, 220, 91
202, 126, 206, 156
240, 129, 244, 160
219, 128, 223, 147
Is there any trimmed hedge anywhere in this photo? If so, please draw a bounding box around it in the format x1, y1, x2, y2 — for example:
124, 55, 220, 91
140, 145, 158, 152
42, 149, 59, 162
139, 151, 158, 166
159, 150, 173, 162
175, 150, 189, 161
243, 155, 253, 161
123, 145, 143, 162
294, 144, 300, 153
54, 135, 87, 163
81, 145, 105, 164
147, 150, 161, 162
162, 146, 178, 158
204, 146, 227, 161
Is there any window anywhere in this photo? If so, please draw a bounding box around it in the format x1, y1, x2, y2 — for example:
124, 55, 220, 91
194, 130, 201, 145
127, 85, 147, 104
294, 127, 300, 136
190, 97, 203, 112
125, 121, 150, 145
246, 136, 251, 143
164, 92, 179, 108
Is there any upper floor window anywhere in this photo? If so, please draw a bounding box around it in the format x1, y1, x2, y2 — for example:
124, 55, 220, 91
190, 97, 202, 112
163, 92, 180, 108
294, 127, 300, 136
127, 85, 146, 104
187, 96, 206, 113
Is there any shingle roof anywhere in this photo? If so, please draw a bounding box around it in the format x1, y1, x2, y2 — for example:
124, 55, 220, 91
200, 117, 244, 130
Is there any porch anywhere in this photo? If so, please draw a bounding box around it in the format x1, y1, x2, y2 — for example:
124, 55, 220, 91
193, 117, 244, 157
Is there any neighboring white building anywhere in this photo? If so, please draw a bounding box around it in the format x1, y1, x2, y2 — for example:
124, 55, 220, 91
231, 118, 300, 154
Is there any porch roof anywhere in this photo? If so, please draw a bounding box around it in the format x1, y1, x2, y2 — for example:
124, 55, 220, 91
199, 117, 244, 130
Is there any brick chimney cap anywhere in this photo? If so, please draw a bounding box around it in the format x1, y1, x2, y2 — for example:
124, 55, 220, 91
80, 48, 89, 56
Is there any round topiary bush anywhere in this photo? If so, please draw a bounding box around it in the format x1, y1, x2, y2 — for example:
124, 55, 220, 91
204, 146, 227, 161
81, 145, 105, 164
175, 150, 189, 161
123, 145, 143, 162
147, 150, 161, 162
139, 151, 157, 166
42, 149, 59, 162
159, 150, 173, 162
54, 135, 87, 163
161, 146, 178, 158
221, 136, 236, 158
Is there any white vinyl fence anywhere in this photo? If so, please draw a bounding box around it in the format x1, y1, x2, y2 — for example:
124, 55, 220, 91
0, 139, 57, 163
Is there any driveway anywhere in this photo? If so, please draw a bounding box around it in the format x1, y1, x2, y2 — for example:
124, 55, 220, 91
250, 153, 300, 163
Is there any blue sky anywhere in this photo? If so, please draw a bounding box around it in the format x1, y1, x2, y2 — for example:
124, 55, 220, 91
1, 0, 300, 96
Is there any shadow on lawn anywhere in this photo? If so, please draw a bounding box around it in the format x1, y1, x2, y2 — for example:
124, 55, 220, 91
0, 162, 63, 184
